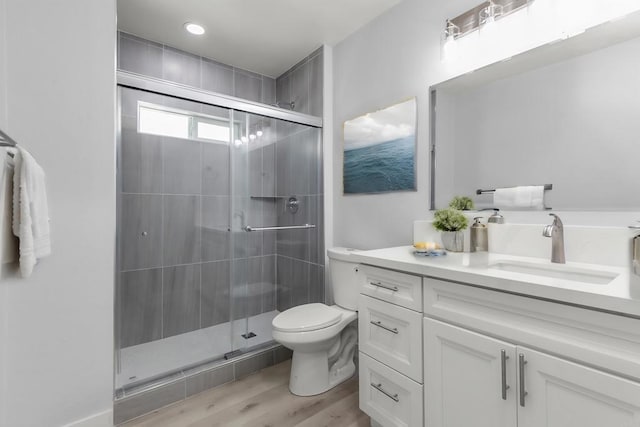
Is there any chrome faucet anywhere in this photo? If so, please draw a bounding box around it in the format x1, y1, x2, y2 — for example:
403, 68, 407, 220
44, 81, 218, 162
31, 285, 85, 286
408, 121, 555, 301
542, 213, 565, 264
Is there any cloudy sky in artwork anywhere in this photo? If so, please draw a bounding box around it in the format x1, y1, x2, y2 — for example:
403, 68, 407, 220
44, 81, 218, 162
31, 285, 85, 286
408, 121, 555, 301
343, 98, 416, 151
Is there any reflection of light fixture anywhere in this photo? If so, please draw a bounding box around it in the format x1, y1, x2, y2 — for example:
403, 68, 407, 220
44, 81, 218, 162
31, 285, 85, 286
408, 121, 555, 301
443, 20, 461, 61
256, 130, 263, 137
249, 134, 256, 140
184, 22, 205, 35
241, 136, 248, 143
479, 1, 504, 26
234, 139, 242, 147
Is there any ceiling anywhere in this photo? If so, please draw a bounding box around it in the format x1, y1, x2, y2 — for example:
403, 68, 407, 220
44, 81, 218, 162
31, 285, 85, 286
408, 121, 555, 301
117, 0, 402, 78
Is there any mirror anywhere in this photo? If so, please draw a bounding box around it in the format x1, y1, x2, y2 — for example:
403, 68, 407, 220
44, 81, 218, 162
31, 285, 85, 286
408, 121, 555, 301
431, 10, 640, 211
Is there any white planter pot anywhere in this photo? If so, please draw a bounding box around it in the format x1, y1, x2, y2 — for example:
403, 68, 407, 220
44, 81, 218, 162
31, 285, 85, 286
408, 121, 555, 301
441, 231, 464, 252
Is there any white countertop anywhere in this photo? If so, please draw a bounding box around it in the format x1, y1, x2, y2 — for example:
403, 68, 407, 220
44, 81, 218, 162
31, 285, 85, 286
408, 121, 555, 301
350, 246, 640, 318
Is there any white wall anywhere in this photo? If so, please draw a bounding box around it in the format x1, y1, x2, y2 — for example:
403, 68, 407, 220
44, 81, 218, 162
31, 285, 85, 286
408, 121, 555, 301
332, 0, 640, 249
0, 1, 116, 426
0, 0, 8, 423
332, 0, 477, 250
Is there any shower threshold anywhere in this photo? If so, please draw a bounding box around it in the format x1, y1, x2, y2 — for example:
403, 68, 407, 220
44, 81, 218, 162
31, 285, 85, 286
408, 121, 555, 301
116, 310, 279, 390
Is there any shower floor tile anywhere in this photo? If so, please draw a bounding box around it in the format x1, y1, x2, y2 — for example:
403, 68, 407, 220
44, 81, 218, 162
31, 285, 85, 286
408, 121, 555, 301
117, 310, 279, 389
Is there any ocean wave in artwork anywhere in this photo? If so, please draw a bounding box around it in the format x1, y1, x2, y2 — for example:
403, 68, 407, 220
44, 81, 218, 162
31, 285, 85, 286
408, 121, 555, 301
344, 136, 415, 194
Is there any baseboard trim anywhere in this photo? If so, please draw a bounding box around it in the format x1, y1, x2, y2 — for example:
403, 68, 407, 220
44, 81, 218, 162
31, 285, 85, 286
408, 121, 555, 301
61, 409, 113, 427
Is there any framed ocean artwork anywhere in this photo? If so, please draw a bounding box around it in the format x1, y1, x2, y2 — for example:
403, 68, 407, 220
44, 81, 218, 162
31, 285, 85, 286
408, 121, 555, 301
343, 97, 417, 194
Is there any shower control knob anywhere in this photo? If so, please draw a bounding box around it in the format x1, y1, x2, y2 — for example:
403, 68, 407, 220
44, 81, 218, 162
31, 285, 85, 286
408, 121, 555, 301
141, 231, 148, 236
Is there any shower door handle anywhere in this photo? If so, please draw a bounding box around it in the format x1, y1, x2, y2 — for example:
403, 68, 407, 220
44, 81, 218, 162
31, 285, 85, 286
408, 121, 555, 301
244, 224, 315, 232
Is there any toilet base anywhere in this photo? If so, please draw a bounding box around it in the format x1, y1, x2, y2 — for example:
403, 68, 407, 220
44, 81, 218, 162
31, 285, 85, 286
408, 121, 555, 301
289, 350, 356, 396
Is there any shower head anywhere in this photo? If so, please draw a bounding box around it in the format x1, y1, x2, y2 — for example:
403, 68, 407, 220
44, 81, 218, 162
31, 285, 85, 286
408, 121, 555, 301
273, 101, 295, 110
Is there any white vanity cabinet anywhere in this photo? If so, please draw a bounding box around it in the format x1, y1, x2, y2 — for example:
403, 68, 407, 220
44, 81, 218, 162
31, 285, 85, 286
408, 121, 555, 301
423, 278, 640, 427
357, 265, 424, 427
356, 260, 640, 427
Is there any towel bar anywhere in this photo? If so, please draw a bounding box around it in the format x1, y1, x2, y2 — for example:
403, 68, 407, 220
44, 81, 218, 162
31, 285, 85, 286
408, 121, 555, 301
0, 129, 18, 147
476, 184, 552, 195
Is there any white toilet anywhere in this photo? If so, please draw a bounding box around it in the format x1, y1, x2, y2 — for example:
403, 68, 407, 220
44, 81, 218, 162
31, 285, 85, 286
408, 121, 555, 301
272, 247, 360, 396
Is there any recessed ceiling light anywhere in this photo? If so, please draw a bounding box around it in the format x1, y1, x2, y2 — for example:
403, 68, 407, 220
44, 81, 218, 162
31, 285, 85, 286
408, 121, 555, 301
184, 22, 205, 35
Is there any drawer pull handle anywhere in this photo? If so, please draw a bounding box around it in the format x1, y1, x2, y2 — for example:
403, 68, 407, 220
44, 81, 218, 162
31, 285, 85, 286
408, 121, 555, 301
519, 353, 528, 407
370, 281, 399, 292
370, 320, 399, 334
371, 382, 399, 402
501, 349, 510, 400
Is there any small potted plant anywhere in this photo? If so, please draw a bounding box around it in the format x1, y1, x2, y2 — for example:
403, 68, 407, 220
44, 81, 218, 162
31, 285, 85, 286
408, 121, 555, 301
449, 196, 475, 210
432, 208, 469, 252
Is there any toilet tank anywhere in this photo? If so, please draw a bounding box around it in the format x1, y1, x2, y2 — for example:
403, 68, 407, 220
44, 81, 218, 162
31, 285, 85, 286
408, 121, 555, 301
327, 247, 360, 311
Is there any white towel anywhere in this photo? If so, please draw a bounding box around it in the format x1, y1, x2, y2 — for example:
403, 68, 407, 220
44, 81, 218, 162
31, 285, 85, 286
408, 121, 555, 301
493, 186, 545, 210
0, 148, 17, 264
11, 147, 51, 277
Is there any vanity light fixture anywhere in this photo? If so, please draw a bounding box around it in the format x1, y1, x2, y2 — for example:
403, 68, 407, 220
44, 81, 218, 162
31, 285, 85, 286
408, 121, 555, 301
479, 0, 504, 26
184, 22, 205, 35
443, 0, 532, 44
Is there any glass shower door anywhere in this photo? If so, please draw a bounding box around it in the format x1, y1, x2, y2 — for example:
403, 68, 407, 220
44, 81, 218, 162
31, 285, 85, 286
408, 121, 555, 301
229, 111, 279, 354
116, 86, 235, 389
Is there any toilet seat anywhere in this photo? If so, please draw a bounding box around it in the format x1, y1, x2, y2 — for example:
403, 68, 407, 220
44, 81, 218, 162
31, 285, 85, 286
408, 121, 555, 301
273, 303, 342, 332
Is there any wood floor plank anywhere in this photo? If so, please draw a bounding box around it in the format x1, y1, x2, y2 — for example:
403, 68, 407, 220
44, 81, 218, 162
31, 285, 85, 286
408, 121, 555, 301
122, 360, 370, 427
295, 392, 363, 427
237, 377, 360, 427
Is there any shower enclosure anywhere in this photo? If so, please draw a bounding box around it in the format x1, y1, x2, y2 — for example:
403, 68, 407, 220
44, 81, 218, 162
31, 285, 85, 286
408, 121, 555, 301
115, 73, 323, 394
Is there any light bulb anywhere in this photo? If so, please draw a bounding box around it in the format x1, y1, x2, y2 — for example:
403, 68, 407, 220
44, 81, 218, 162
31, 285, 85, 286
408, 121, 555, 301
256, 130, 263, 137
249, 134, 256, 140
443, 35, 458, 61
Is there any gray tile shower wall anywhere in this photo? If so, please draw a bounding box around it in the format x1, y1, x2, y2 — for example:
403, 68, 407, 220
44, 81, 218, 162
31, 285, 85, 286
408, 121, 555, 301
272, 118, 324, 311
118, 32, 277, 105
275, 47, 323, 116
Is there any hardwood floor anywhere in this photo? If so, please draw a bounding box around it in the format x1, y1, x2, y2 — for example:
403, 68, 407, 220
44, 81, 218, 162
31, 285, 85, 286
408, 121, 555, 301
122, 360, 370, 427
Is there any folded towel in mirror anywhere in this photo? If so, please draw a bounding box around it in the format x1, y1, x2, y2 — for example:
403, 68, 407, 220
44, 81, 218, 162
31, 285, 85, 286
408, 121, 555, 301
493, 186, 544, 209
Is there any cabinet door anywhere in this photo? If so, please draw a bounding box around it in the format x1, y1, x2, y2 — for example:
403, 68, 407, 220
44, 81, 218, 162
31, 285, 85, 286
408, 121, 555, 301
424, 318, 517, 427
518, 347, 640, 427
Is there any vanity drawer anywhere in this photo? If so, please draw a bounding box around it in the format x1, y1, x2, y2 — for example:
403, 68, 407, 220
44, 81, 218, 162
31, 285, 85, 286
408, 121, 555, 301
359, 352, 423, 427
358, 265, 422, 311
359, 294, 423, 382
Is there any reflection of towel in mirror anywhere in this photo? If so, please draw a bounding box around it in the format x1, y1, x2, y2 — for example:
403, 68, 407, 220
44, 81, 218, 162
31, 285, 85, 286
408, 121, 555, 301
12, 147, 51, 277
493, 186, 544, 210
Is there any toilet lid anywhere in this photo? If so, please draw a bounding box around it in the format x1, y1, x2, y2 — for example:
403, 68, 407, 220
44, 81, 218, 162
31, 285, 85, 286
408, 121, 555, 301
272, 303, 342, 332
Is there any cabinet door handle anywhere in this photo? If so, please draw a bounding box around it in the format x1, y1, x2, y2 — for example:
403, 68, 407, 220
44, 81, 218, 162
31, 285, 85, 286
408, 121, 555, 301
371, 382, 399, 402
369, 281, 399, 292
501, 349, 510, 400
519, 353, 528, 407
370, 320, 399, 334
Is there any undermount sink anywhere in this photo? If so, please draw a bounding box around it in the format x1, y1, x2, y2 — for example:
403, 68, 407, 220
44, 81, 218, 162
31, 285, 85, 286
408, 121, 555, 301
488, 260, 619, 285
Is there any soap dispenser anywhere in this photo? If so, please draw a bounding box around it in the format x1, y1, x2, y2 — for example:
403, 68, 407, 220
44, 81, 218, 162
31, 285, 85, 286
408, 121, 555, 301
470, 217, 488, 252
487, 209, 505, 224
